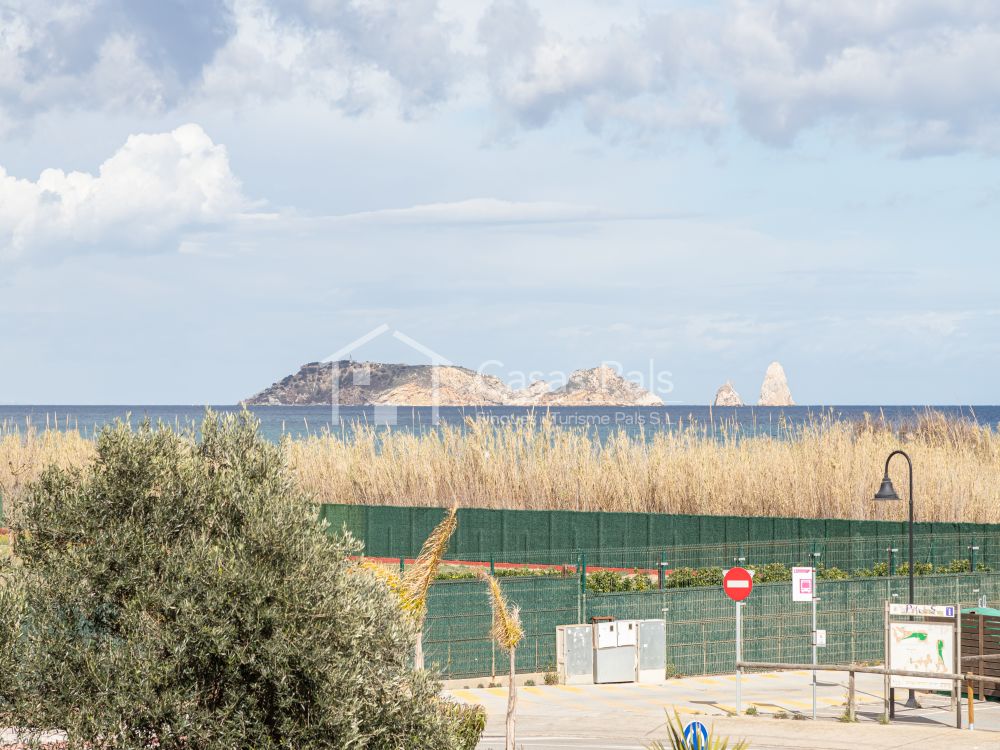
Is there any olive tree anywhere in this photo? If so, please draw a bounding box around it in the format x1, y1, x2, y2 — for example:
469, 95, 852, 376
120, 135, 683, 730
2, 412, 459, 749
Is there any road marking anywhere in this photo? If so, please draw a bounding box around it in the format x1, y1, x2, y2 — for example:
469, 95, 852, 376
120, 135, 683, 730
691, 677, 723, 686
450, 689, 486, 703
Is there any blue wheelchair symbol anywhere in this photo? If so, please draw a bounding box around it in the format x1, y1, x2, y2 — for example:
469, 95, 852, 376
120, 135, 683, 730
683, 720, 709, 749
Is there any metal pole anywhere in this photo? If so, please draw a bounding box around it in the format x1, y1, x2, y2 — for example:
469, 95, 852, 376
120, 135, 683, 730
736, 601, 742, 715
884, 600, 891, 722
885, 450, 918, 709
812, 568, 818, 720
906, 454, 914, 604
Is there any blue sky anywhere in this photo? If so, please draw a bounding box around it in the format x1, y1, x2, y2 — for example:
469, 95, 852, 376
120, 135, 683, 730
1, 0, 998, 404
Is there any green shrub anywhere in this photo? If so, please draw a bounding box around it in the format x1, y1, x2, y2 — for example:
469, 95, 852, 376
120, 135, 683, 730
665, 566, 724, 589
817, 564, 850, 580
444, 702, 486, 750
544, 671, 559, 685
756, 563, 791, 583
3, 412, 459, 749
937, 559, 971, 574
896, 561, 934, 576
587, 569, 653, 593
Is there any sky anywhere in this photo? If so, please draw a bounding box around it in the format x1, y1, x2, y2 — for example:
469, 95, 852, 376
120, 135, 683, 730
1, 0, 999, 405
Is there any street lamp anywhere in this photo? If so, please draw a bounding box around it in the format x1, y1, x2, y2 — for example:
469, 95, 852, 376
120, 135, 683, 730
873, 449, 918, 709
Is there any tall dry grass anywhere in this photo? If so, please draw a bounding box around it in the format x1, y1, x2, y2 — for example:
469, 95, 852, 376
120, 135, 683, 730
0, 420, 95, 523
1, 412, 998, 523
286, 411, 1000, 523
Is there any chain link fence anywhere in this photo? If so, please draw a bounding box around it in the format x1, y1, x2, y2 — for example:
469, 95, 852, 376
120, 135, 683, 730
423, 553, 1000, 680
440, 531, 998, 575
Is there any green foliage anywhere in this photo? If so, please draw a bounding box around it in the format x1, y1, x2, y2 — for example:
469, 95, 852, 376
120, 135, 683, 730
2, 412, 459, 749
755, 563, 791, 583
646, 710, 750, 750
443, 702, 486, 750
587, 569, 653, 593
543, 671, 559, 685
937, 559, 970, 573
817, 564, 850, 580
435, 565, 569, 582
664, 566, 724, 589
896, 561, 935, 576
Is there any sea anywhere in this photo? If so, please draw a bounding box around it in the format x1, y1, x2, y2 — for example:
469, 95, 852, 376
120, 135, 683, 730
0, 405, 995, 443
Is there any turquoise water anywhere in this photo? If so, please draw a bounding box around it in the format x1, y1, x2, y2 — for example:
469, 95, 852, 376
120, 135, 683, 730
0, 404, 993, 442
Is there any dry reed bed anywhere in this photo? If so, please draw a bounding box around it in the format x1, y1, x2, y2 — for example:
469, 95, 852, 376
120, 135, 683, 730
288, 411, 1000, 522
2, 412, 999, 523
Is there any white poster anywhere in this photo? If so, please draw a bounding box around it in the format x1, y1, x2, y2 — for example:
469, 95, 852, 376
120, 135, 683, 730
889, 622, 955, 690
792, 567, 814, 602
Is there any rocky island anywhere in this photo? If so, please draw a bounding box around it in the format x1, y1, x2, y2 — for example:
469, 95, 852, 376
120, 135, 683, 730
713, 381, 744, 406
758, 361, 794, 406
246, 361, 663, 406
712, 361, 794, 406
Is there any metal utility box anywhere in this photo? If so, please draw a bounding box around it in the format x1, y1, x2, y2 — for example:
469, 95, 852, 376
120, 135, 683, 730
636, 619, 667, 683
556, 625, 594, 685
594, 621, 618, 649
617, 620, 638, 647
594, 646, 636, 684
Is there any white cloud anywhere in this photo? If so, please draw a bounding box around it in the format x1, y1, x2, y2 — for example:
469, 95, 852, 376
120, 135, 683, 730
0, 124, 249, 259
476, 0, 1000, 153
6, 0, 1000, 153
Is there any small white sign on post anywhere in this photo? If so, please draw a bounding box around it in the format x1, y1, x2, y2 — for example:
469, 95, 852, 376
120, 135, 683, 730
792, 567, 814, 602
813, 629, 827, 647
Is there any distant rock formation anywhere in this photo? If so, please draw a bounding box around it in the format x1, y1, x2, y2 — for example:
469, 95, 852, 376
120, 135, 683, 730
713, 381, 744, 407
538, 365, 663, 406
246, 361, 663, 406
758, 361, 794, 406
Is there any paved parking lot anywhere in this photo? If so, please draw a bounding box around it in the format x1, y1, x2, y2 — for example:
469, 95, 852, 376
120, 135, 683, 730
447, 671, 1000, 749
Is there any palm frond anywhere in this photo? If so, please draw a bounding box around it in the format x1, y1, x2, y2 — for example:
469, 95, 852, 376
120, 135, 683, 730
479, 571, 524, 651
400, 504, 458, 623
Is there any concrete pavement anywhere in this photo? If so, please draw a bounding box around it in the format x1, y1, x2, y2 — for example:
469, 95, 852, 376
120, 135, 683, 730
446, 670, 1000, 749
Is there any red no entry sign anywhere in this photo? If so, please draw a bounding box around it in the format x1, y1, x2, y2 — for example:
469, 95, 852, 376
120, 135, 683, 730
723, 567, 753, 602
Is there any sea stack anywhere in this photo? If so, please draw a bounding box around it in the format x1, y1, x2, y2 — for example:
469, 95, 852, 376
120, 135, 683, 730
758, 361, 794, 406
713, 381, 744, 406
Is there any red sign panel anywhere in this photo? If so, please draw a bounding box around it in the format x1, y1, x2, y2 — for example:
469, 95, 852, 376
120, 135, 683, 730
723, 567, 753, 602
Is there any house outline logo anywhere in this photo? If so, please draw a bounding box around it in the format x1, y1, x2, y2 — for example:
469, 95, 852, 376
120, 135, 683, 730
323, 324, 453, 426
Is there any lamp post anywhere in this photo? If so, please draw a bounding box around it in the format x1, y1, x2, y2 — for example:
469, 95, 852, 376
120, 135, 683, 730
873, 449, 918, 709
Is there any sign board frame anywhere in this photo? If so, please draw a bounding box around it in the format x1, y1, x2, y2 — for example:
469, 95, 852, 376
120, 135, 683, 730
792, 566, 814, 602
888, 621, 955, 690
888, 603, 956, 618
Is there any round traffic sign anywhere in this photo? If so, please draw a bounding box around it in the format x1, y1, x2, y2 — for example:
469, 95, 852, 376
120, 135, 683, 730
723, 566, 753, 602
683, 720, 709, 749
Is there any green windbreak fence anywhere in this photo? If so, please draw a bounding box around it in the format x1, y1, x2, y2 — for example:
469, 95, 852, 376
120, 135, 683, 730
425, 572, 1000, 680
424, 576, 579, 679
321, 503, 1000, 572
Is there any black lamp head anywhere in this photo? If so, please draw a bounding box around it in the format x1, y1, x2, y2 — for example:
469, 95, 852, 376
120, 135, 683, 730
874, 474, 900, 501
